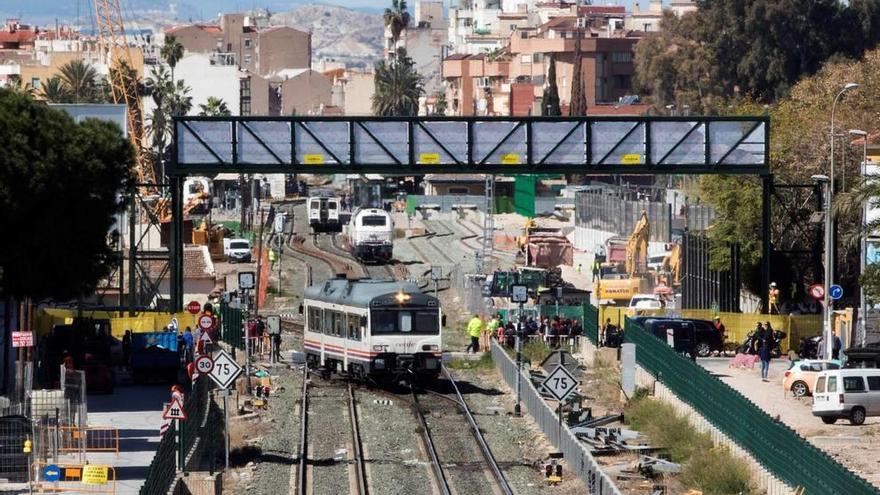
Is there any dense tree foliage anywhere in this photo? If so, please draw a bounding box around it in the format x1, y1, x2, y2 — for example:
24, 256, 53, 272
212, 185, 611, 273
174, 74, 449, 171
635, 0, 880, 111
161, 36, 185, 82
0, 89, 133, 300
700, 50, 880, 298
569, 32, 586, 116
198, 96, 231, 116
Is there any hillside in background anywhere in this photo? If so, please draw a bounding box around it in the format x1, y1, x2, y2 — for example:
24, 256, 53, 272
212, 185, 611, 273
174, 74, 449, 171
271, 4, 384, 69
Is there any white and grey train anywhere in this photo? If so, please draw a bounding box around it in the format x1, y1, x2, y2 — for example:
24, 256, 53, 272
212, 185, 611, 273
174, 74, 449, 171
349, 208, 394, 263
307, 195, 341, 233
303, 277, 443, 378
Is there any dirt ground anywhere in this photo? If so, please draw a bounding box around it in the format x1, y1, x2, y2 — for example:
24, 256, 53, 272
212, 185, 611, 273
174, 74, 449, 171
699, 358, 880, 488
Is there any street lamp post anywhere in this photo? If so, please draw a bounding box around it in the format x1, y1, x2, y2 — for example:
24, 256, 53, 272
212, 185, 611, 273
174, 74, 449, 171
850, 129, 870, 347
823, 83, 859, 359
813, 174, 832, 359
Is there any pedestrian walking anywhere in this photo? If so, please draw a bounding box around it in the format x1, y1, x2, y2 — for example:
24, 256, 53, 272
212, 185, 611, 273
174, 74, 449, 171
832, 330, 842, 360
484, 314, 500, 351
122, 330, 133, 366
465, 315, 483, 354
757, 323, 772, 381
272, 332, 283, 362
570, 318, 583, 348
592, 260, 601, 283
182, 327, 194, 363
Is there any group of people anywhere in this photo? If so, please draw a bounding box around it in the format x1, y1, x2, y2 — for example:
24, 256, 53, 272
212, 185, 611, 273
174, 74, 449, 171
464, 313, 584, 353
247, 316, 283, 362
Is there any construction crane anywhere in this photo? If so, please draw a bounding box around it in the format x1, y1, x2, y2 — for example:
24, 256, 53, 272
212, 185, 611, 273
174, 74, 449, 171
93, 0, 155, 186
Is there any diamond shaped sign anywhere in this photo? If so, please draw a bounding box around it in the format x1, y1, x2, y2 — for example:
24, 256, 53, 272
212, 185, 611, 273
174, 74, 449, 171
541, 365, 578, 402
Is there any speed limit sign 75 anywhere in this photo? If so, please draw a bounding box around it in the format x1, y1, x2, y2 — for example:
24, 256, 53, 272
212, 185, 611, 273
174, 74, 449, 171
195, 355, 214, 374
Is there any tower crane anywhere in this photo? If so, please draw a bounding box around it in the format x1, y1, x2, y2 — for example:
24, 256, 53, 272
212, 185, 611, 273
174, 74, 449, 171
93, 0, 156, 186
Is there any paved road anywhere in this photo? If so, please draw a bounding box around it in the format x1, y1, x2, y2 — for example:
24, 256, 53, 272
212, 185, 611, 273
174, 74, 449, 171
698, 357, 880, 488
80, 385, 169, 494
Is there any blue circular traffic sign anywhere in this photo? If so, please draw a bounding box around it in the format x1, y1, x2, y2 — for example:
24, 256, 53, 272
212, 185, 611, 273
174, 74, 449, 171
830, 284, 844, 300
43, 464, 61, 482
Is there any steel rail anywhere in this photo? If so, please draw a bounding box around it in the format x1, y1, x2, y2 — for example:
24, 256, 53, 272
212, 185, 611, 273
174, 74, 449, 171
443, 365, 515, 495
348, 383, 370, 495
410, 388, 453, 495
297, 366, 310, 495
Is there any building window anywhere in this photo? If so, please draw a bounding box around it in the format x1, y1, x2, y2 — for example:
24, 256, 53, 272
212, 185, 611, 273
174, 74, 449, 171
240, 78, 252, 116
520, 54, 531, 64
30, 77, 40, 90
612, 52, 632, 63
244, 39, 252, 48
510, 24, 517, 31
244, 54, 252, 65
520, 30, 528, 39
532, 53, 543, 63
614, 75, 632, 89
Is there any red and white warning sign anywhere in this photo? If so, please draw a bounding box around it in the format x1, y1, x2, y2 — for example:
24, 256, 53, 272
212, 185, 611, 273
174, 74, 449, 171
162, 398, 187, 420
198, 314, 214, 330
195, 355, 214, 375
809, 283, 825, 301
12, 331, 33, 348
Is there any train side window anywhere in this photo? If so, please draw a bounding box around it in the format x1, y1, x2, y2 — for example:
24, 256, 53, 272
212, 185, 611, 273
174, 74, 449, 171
308, 307, 323, 333
400, 312, 413, 333
348, 314, 361, 341
323, 310, 334, 336
334, 311, 345, 337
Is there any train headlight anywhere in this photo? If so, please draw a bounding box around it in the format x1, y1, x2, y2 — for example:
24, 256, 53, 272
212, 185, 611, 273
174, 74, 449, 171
373, 358, 386, 369
394, 290, 411, 304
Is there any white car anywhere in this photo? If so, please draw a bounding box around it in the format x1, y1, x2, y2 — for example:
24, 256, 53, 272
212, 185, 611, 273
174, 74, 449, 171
224, 238, 252, 263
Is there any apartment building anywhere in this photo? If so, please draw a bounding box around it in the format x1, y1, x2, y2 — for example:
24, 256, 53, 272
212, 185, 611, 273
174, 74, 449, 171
166, 13, 310, 78
443, 10, 640, 116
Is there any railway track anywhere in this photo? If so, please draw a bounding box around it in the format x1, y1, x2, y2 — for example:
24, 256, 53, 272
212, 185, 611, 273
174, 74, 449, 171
297, 367, 370, 495
408, 367, 514, 495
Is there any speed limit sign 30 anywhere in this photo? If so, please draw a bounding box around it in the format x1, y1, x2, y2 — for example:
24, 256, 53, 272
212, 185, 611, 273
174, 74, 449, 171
195, 355, 214, 374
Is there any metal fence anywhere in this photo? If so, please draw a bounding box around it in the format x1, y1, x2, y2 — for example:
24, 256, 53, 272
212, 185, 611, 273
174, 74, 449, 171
681, 231, 741, 312
490, 341, 621, 495
623, 318, 878, 495
140, 375, 219, 495
685, 204, 716, 231
219, 302, 245, 350
575, 190, 671, 242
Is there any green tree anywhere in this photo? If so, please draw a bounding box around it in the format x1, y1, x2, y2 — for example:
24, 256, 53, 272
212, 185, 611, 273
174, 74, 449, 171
39, 77, 70, 103
145, 67, 192, 157
569, 27, 586, 116
160, 35, 185, 82
198, 96, 231, 116
542, 54, 561, 116
383, 0, 411, 51
0, 88, 133, 300
58, 60, 100, 103
433, 91, 447, 116
372, 51, 423, 116
634, 0, 880, 109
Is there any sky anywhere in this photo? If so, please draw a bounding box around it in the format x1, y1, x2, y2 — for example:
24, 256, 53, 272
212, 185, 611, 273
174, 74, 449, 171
2, 0, 662, 26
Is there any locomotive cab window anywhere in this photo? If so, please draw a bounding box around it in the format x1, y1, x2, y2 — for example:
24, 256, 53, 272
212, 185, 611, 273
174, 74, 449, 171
371, 309, 439, 334
362, 215, 387, 226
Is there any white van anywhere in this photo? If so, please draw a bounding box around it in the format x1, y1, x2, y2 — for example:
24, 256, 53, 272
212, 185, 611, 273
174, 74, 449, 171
812, 368, 880, 425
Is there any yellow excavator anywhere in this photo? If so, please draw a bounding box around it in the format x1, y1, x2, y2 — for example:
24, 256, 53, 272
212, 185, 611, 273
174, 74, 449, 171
596, 211, 651, 303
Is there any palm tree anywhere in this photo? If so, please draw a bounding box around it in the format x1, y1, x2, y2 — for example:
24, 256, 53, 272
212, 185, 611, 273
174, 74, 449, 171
160, 36, 185, 82
372, 51, 423, 116
58, 60, 99, 103
144, 66, 192, 155
383, 0, 411, 54
40, 77, 69, 102
198, 96, 231, 116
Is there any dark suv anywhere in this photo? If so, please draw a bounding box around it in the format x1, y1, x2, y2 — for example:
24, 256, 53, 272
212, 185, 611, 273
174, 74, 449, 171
684, 319, 725, 357
630, 317, 697, 360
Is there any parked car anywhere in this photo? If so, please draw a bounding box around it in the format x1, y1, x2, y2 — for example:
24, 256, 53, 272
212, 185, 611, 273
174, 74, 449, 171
843, 346, 880, 368
224, 238, 252, 263
782, 359, 841, 397
684, 319, 725, 357
812, 368, 880, 425
636, 318, 697, 360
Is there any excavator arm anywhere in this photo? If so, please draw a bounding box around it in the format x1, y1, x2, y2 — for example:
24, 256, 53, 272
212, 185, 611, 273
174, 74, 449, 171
625, 211, 649, 277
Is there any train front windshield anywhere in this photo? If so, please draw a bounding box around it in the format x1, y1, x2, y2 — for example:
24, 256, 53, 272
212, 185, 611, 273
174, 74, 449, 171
371, 309, 439, 334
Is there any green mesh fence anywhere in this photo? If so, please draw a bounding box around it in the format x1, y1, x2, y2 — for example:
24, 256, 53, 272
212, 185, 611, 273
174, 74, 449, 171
623, 318, 878, 495
219, 302, 244, 350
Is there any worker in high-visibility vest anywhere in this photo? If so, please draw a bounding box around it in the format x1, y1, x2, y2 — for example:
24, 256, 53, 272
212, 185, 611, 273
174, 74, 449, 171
768, 282, 780, 315
268, 248, 277, 265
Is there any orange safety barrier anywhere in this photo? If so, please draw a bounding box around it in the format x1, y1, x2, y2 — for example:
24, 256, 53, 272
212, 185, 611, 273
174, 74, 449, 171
31, 461, 116, 494
58, 427, 120, 457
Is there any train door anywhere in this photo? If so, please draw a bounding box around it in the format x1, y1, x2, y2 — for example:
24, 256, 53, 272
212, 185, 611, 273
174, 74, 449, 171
319, 198, 329, 223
